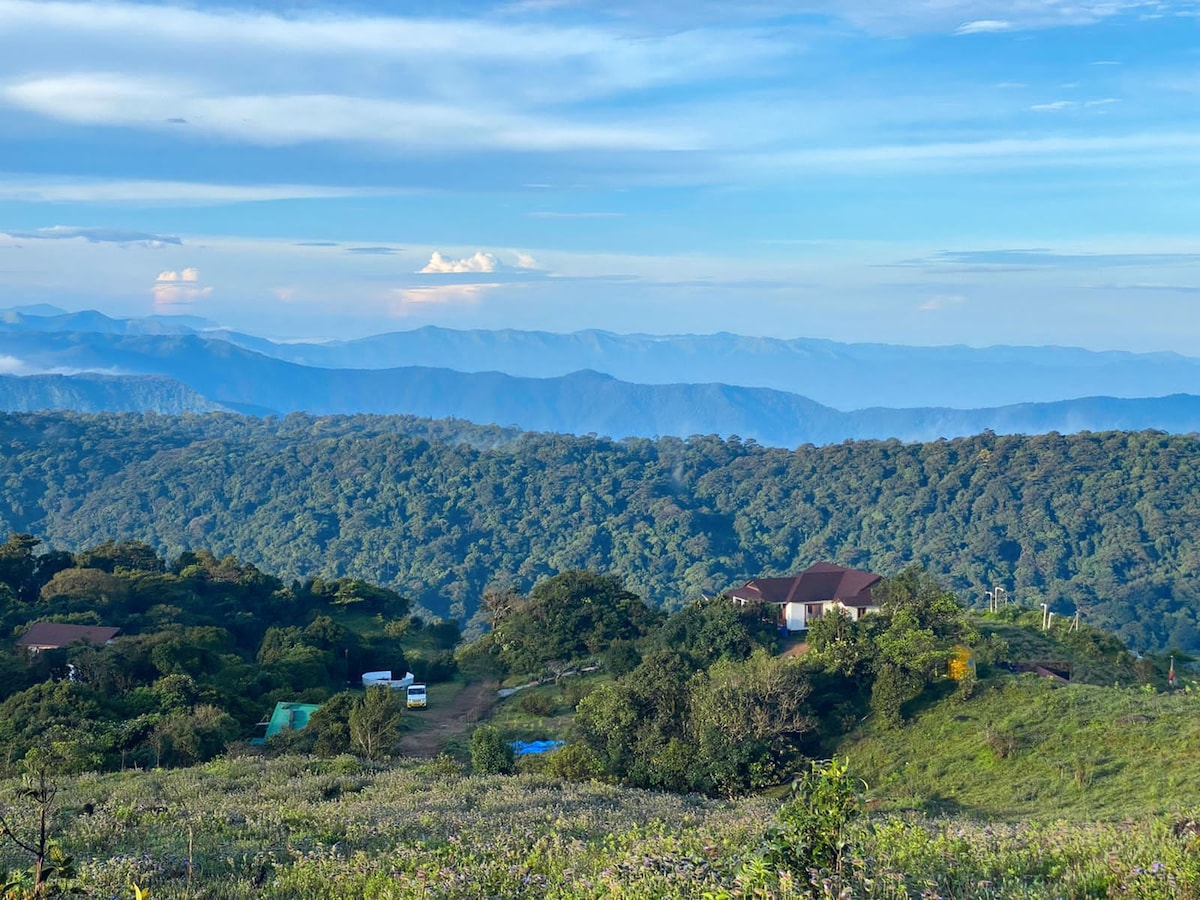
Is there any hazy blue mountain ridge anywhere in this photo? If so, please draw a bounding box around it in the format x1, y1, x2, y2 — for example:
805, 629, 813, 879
4, 309, 1200, 409
0, 373, 225, 413
0, 329, 1198, 445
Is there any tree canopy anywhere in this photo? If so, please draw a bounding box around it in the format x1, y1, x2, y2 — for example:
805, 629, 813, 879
0, 412, 1196, 652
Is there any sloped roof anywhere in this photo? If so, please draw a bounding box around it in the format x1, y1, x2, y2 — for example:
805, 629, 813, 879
264, 702, 321, 738
16, 622, 121, 648
728, 562, 882, 609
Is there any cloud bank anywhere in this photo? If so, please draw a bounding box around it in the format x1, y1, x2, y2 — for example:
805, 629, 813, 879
152, 267, 212, 307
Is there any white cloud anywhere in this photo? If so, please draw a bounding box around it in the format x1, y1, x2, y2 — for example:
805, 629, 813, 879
419, 251, 499, 274
491, 0, 1181, 35
390, 283, 497, 313
152, 267, 210, 306
0, 178, 388, 204
745, 132, 1200, 173
956, 19, 1012, 34
1030, 98, 1120, 112
2, 225, 180, 246
527, 211, 625, 219
416, 250, 546, 274
0, 0, 769, 156
919, 294, 967, 311
3, 73, 692, 153
0, 355, 25, 374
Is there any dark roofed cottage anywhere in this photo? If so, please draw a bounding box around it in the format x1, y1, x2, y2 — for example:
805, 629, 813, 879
728, 562, 882, 632
16, 622, 121, 652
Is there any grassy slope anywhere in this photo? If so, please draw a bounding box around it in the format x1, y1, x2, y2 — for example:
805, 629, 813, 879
846, 676, 1200, 821
8, 754, 1200, 899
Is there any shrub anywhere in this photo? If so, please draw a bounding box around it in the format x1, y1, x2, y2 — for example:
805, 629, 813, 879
753, 757, 866, 888
469, 725, 515, 775
545, 743, 604, 781
514, 691, 557, 717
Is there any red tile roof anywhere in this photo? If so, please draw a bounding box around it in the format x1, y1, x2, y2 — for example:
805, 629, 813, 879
16, 622, 121, 649
728, 562, 882, 609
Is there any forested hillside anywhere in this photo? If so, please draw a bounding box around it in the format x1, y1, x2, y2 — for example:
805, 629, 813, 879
0, 411, 1197, 652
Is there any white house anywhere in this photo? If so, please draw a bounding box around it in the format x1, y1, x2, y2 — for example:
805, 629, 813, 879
728, 562, 882, 632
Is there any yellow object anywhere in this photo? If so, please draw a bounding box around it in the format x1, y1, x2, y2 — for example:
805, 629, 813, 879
948, 645, 976, 681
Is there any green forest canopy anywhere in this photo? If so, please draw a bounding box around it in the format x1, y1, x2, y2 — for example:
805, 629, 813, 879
0, 411, 1197, 652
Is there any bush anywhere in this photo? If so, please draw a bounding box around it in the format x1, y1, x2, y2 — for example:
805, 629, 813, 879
753, 758, 866, 887
469, 725, 515, 775
545, 743, 604, 781
514, 691, 557, 717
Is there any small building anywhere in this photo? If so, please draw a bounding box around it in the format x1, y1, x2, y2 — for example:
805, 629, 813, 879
16, 622, 121, 653
728, 562, 882, 632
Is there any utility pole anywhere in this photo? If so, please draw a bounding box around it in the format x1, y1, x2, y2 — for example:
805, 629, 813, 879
1041, 603, 1049, 630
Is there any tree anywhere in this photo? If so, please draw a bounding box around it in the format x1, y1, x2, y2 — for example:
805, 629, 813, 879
302, 692, 359, 757
149, 705, 239, 767
349, 686, 402, 760
75, 540, 165, 574
469, 725, 515, 775
755, 758, 867, 891
489, 570, 661, 676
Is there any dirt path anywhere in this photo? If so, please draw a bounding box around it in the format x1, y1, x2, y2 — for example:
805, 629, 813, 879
399, 680, 497, 758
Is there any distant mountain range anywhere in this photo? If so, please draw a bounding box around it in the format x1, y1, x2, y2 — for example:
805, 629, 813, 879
1, 308, 1199, 445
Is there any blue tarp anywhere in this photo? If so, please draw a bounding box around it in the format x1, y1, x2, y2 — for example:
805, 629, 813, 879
510, 740, 565, 756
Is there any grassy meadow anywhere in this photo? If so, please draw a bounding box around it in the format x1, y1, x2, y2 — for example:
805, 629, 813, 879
2, 749, 1200, 899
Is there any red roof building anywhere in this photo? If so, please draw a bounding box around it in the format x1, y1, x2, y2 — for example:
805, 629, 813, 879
728, 562, 882, 632
16, 622, 121, 652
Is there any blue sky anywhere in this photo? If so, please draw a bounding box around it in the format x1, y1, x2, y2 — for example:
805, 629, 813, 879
1, 0, 1199, 349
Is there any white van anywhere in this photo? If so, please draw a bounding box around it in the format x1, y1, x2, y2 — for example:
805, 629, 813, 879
406, 683, 427, 709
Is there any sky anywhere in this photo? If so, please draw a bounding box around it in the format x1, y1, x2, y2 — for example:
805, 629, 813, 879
1, 0, 1199, 350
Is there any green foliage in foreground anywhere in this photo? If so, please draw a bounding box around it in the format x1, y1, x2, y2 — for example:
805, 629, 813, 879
1, 755, 1199, 899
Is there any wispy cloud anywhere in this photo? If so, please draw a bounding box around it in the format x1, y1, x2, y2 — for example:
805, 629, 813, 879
899, 248, 1200, 270
345, 246, 402, 255
527, 211, 626, 219
0, 178, 387, 204
492, 0, 1184, 35
0, 1, 770, 156
1031, 100, 1076, 112
390, 283, 498, 314
1030, 98, 1121, 112
956, 19, 1012, 34
747, 132, 1200, 174
3, 225, 180, 246
3, 73, 696, 153
919, 293, 968, 311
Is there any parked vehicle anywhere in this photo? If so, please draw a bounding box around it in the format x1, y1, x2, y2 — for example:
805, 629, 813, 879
406, 683, 428, 709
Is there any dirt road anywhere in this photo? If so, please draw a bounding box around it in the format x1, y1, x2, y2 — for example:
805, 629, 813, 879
398, 680, 497, 758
